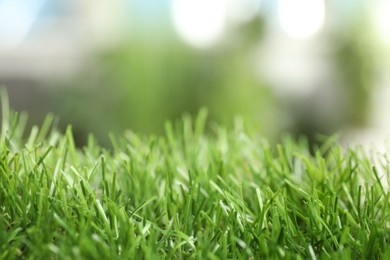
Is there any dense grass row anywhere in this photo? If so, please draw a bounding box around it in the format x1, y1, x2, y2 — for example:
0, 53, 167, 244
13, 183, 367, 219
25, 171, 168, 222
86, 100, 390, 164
0, 94, 389, 259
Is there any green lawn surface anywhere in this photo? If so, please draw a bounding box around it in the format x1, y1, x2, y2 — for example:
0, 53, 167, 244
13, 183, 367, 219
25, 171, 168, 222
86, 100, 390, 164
1, 93, 389, 259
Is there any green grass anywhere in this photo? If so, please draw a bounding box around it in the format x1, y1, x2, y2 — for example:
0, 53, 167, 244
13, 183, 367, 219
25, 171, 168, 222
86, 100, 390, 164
1, 93, 389, 259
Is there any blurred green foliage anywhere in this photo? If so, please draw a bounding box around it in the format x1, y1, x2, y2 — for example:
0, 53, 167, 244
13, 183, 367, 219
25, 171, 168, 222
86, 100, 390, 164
50, 36, 276, 145
333, 19, 375, 127
41, 13, 378, 147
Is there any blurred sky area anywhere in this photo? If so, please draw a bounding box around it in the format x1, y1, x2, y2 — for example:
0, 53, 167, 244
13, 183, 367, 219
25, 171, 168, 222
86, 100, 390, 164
1, 0, 390, 147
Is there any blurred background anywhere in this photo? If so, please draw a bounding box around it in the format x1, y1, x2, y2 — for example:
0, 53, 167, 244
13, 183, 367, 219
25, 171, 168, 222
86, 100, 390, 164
1, 0, 390, 146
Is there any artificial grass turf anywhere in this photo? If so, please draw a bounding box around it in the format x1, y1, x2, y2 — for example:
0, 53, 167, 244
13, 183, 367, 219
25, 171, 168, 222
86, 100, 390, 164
0, 97, 389, 259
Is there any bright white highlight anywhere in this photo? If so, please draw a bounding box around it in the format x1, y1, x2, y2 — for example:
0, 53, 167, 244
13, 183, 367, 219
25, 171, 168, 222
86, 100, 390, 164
372, 0, 390, 46
172, 0, 226, 49
0, 0, 45, 49
278, 0, 325, 39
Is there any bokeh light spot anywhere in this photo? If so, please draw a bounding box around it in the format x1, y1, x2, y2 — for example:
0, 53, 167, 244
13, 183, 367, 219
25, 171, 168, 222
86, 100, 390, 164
171, 0, 226, 49
372, 0, 390, 46
278, 0, 325, 39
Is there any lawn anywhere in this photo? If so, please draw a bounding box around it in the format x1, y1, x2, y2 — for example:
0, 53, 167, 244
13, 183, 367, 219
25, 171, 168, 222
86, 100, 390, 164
0, 94, 389, 259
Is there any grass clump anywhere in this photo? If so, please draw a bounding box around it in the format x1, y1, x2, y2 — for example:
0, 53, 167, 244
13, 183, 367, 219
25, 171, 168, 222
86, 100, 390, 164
0, 95, 389, 259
